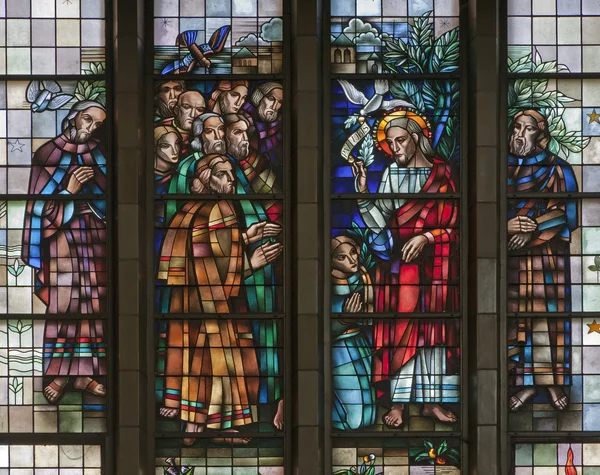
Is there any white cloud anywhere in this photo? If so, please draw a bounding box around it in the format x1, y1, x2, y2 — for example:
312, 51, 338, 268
354, 31, 381, 46
235, 33, 269, 46
343, 18, 380, 40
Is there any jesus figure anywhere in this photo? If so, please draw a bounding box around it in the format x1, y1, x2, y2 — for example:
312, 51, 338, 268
351, 112, 460, 429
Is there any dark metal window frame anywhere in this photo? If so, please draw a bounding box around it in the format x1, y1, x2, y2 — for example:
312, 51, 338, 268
499, 1, 600, 472
323, 0, 470, 472
145, 2, 293, 473
0, 0, 116, 472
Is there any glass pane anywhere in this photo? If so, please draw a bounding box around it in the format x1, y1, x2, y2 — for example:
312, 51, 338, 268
0, 319, 107, 433
332, 200, 460, 313
508, 314, 600, 431
331, 79, 460, 193
332, 317, 460, 432
0, 2, 106, 75
0, 200, 107, 315
330, 0, 460, 74
154, 79, 283, 195
332, 437, 462, 473
154, 0, 284, 75
156, 437, 284, 472
155, 318, 283, 436
155, 198, 284, 314
0, 444, 102, 471
508, 0, 600, 73
513, 442, 600, 473
508, 79, 600, 193
0, 80, 108, 195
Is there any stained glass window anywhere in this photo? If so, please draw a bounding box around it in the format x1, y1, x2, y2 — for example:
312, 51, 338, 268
328, 0, 463, 472
506, 0, 600, 456
0, 0, 110, 471
152, 1, 287, 472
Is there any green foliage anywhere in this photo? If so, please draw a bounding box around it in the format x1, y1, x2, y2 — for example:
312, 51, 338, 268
345, 115, 358, 130
345, 222, 376, 271
7, 319, 32, 335
8, 377, 23, 396
75, 64, 107, 106
508, 53, 589, 160
7, 259, 24, 278
589, 256, 600, 283
411, 440, 460, 466
383, 12, 459, 74
358, 135, 375, 168
332, 454, 382, 475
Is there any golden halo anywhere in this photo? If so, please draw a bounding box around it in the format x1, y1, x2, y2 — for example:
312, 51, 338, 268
375, 108, 432, 157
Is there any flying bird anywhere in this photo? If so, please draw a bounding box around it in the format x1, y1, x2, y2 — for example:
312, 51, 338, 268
27, 81, 73, 112
26, 80, 73, 113
338, 79, 415, 117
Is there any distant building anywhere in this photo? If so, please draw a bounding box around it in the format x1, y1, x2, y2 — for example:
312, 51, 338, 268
331, 34, 356, 73
357, 52, 384, 74
232, 47, 258, 73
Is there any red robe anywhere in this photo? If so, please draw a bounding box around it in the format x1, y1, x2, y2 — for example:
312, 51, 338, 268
371, 159, 460, 394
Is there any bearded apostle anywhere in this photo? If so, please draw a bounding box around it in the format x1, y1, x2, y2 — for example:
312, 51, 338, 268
22, 100, 108, 403
507, 110, 578, 412
331, 236, 377, 430
351, 113, 460, 428
157, 154, 282, 444
154, 80, 185, 121
242, 81, 283, 166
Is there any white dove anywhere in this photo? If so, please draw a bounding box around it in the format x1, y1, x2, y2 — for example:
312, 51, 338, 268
338, 79, 415, 117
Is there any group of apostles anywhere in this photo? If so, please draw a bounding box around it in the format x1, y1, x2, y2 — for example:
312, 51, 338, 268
152, 79, 285, 445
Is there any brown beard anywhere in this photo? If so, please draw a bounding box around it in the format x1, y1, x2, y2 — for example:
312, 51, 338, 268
70, 127, 91, 144
156, 100, 173, 119
227, 140, 250, 160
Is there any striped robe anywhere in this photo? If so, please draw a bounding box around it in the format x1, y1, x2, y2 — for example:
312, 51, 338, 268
22, 134, 107, 377
158, 200, 259, 427
507, 149, 578, 388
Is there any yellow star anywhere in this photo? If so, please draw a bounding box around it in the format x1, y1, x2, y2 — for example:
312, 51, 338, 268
587, 319, 600, 334
588, 109, 600, 124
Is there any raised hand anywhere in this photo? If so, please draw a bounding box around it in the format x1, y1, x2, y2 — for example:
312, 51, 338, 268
508, 216, 537, 234
244, 221, 282, 245
66, 167, 95, 195
351, 160, 368, 193
249, 241, 283, 270
401, 235, 428, 263
508, 232, 533, 250
342, 292, 363, 313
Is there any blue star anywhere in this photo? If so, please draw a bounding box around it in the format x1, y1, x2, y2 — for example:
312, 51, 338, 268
8, 139, 25, 153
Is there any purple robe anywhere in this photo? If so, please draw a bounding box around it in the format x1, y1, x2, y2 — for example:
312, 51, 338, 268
22, 133, 107, 376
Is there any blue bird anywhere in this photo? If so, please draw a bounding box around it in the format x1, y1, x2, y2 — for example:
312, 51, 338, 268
26, 80, 73, 113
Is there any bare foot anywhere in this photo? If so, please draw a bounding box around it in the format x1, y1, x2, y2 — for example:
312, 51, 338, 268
422, 404, 457, 423
211, 429, 252, 445
547, 386, 569, 411
273, 399, 284, 430
183, 422, 204, 446
509, 387, 536, 412
73, 377, 106, 396
159, 407, 179, 418
382, 404, 404, 428
43, 377, 69, 404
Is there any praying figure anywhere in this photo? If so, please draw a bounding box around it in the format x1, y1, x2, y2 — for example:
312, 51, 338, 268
507, 110, 578, 412
331, 235, 377, 430
22, 100, 108, 403
157, 154, 282, 445
351, 111, 460, 428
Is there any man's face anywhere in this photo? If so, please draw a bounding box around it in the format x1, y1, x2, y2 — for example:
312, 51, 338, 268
74, 107, 106, 143
385, 126, 417, 166
510, 115, 539, 157
201, 116, 226, 154
158, 81, 184, 111
174, 91, 206, 131
156, 132, 181, 165
332, 243, 359, 275
257, 87, 283, 122
220, 85, 249, 114
226, 120, 250, 160
208, 161, 236, 194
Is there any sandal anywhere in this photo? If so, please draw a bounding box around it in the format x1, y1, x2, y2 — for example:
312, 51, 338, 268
43, 380, 66, 404
78, 379, 105, 396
